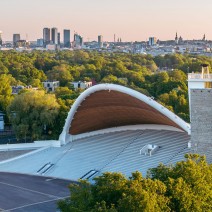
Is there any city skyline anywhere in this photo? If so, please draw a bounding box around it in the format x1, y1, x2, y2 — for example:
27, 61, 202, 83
1, 0, 212, 41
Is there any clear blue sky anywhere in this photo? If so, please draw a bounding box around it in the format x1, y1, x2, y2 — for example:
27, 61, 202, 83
1, 0, 212, 41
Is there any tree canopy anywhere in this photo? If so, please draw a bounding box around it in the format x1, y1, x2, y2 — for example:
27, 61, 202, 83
8, 90, 59, 140
58, 154, 212, 212
1, 50, 212, 138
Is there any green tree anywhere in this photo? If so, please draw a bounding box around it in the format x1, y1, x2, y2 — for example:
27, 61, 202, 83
0, 61, 9, 74
156, 72, 169, 83
8, 90, 59, 140
47, 64, 73, 86
55, 87, 73, 99
117, 172, 170, 212
58, 180, 93, 212
148, 154, 212, 212
169, 69, 187, 82
58, 172, 170, 212
92, 172, 128, 207
101, 75, 118, 83
0, 74, 15, 119
58, 155, 211, 212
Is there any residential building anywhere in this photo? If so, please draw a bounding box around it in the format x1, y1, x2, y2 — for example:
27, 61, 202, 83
149, 37, 157, 46
71, 81, 92, 90
11, 85, 25, 94
74, 33, 83, 48
11, 85, 38, 95
37, 39, 44, 47
42, 80, 60, 92
14, 40, 30, 48
46, 44, 56, 51
43, 28, 50, 47
13, 34, 21, 46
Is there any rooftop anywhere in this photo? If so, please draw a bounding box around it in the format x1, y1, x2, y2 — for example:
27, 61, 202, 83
0, 130, 192, 180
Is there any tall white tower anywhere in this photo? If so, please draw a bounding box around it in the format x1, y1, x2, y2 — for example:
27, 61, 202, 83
188, 64, 212, 157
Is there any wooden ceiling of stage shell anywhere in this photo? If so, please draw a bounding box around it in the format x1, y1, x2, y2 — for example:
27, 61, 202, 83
69, 90, 182, 135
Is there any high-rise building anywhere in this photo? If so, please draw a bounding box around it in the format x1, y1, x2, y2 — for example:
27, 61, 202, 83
0, 31, 2, 46
149, 37, 157, 46
13, 34, 21, 46
51, 28, 58, 45
37, 39, 44, 47
64, 29, 71, 48
80, 36, 83, 47
57, 32, 60, 46
43, 28, 50, 47
74, 33, 83, 48
98, 35, 103, 48
14, 40, 30, 48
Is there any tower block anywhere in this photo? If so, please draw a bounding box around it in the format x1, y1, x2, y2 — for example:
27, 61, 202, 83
188, 64, 212, 156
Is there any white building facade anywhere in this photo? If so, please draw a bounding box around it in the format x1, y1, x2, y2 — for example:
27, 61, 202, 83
71, 81, 92, 90
42, 81, 60, 92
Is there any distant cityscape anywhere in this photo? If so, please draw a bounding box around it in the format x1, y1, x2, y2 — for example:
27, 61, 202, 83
1, 28, 212, 56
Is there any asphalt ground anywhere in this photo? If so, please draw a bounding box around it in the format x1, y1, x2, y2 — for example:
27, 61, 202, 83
0, 172, 74, 212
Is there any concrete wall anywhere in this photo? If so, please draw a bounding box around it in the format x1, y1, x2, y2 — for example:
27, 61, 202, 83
188, 80, 205, 118
190, 89, 212, 154
0, 140, 61, 151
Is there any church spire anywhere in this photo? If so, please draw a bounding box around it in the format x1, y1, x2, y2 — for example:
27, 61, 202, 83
175, 32, 179, 44
175, 32, 178, 40
202, 34, 206, 41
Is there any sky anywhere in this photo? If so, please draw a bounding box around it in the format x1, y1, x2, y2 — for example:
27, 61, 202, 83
1, 0, 212, 42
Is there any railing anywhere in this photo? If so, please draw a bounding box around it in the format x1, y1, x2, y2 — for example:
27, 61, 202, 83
188, 73, 212, 80
0, 130, 14, 137
0, 137, 33, 144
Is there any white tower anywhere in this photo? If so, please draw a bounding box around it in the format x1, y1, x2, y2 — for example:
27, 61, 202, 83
188, 64, 212, 156
188, 64, 211, 115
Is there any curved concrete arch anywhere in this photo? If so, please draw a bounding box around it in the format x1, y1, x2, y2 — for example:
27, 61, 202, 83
59, 84, 190, 144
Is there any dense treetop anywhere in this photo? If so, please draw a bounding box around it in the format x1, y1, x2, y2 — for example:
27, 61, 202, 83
1, 50, 212, 139
8, 90, 59, 140
58, 154, 212, 212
